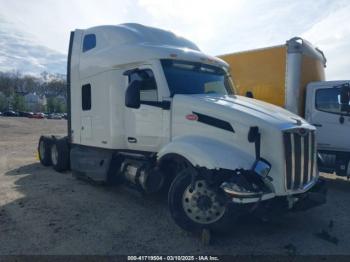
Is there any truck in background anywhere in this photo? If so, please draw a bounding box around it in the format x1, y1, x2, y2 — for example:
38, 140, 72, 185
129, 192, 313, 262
38, 25, 326, 233
219, 37, 350, 178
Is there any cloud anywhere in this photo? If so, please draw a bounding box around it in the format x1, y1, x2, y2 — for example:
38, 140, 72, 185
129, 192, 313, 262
0, 0, 349, 79
302, 2, 350, 80
0, 18, 66, 75
0, 0, 136, 52
137, 0, 243, 46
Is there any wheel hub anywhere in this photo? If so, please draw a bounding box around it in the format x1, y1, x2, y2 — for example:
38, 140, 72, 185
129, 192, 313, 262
197, 195, 212, 210
182, 180, 226, 224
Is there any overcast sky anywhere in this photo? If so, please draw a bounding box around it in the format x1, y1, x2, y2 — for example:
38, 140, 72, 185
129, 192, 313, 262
0, 0, 349, 79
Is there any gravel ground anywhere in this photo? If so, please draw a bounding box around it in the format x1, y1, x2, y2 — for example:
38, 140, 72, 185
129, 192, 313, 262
0, 117, 349, 255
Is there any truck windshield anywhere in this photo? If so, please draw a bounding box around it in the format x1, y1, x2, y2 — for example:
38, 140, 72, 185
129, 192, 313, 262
161, 59, 234, 96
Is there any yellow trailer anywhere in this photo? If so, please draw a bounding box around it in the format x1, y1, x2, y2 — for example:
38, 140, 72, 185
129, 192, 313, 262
219, 37, 326, 117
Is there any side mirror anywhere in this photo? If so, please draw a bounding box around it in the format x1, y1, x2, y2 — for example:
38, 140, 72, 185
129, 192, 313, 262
340, 83, 350, 112
246, 91, 254, 98
125, 81, 141, 109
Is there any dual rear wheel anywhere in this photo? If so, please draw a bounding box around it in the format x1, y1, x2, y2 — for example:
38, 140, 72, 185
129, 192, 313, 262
38, 136, 70, 172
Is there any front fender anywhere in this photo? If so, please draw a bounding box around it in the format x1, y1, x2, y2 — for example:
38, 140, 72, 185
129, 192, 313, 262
157, 135, 254, 170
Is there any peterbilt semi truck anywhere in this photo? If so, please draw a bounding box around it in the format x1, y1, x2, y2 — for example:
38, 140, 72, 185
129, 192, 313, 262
38, 24, 326, 233
219, 38, 350, 178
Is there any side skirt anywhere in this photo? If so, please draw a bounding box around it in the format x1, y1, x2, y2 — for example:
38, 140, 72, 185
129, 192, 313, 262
70, 144, 155, 183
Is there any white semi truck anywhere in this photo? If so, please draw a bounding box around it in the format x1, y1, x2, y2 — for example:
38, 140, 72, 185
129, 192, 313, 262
38, 24, 326, 233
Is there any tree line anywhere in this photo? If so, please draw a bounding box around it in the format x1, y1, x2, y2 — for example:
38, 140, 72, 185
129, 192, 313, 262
0, 71, 67, 113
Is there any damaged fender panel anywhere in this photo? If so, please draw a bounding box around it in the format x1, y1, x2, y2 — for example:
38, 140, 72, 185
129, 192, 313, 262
157, 135, 254, 171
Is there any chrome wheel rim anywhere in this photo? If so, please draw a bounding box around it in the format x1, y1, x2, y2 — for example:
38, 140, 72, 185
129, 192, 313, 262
51, 144, 58, 165
39, 141, 45, 159
182, 180, 226, 224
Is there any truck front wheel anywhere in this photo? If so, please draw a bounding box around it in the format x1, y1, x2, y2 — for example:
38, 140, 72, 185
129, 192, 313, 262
168, 168, 236, 234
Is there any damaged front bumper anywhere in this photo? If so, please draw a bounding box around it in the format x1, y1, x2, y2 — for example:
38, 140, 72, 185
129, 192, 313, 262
224, 178, 327, 214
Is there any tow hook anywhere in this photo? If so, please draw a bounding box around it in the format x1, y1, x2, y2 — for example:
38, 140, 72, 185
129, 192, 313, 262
287, 195, 299, 209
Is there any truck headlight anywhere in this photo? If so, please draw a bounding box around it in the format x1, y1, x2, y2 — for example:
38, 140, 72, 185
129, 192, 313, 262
253, 160, 271, 178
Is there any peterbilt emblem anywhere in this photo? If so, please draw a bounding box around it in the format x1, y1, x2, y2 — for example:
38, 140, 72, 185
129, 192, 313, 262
299, 128, 307, 135
296, 128, 309, 136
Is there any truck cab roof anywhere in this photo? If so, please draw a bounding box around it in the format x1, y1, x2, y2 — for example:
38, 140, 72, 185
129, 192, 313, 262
75, 23, 228, 79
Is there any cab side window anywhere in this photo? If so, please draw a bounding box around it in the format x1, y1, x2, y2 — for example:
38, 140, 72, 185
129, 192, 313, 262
129, 69, 158, 102
315, 88, 341, 114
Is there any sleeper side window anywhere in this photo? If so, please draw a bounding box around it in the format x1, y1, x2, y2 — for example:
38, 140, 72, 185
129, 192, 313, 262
129, 69, 158, 102
83, 34, 96, 52
82, 84, 91, 110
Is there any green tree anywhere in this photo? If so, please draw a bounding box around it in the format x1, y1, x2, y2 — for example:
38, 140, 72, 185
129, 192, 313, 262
46, 97, 67, 113
0, 93, 7, 111
46, 97, 56, 113
45, 79, 66, 97
12, 93, 26, 111
57, 101, 67, 113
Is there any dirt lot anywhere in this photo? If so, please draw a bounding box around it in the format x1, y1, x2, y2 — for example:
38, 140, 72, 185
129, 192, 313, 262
0, 117, 349, 255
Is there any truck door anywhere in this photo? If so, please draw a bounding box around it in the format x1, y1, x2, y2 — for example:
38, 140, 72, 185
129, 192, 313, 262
124, 66, 166, 152
307, 84, 350, 151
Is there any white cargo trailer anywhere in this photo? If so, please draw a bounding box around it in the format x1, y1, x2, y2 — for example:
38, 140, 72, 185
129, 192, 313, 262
38, 24, 326, 233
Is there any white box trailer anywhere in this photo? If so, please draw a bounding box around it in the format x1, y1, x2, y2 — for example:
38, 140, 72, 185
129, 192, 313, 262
38, 24, 326, 233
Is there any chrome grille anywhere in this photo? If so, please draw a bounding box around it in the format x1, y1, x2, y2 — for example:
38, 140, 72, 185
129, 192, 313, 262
283, 129, 316, 191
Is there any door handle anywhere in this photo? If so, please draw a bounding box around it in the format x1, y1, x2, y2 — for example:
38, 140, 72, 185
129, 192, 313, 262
128, 137, 137, 143
312, 123, 322, 127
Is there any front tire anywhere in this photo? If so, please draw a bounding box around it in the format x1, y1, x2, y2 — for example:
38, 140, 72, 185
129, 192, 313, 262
168, 168, 237, 234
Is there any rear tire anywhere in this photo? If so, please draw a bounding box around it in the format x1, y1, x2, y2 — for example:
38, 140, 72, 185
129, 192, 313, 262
38, 136, 52, 166
51, 138, 70, 172
168, 167, 238, 234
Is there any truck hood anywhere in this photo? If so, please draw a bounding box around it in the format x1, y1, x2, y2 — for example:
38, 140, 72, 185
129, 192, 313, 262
174, 94, 311, 130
